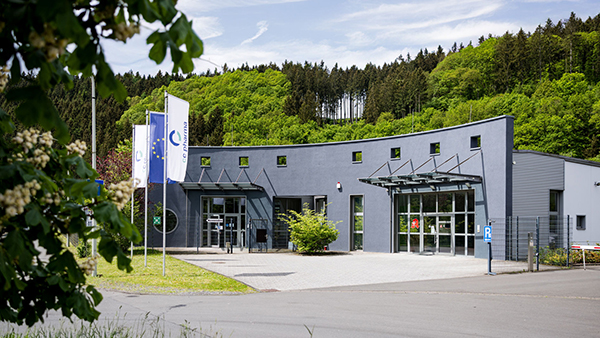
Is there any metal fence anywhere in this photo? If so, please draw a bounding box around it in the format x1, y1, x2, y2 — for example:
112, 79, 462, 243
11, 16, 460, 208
502, 216, 572, 269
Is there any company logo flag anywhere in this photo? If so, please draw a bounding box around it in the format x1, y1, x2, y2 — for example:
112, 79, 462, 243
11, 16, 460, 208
166, 94, 189, 182
148, 112, 165, 184
132, 125, 148, 188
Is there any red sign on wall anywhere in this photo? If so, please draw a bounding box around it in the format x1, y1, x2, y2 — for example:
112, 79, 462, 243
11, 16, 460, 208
411, 218, 419, 229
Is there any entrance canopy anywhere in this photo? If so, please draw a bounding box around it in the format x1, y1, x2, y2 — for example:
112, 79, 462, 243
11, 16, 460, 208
358, 171, 481, 189
179, 181, 263, 191
180, 167, 264, 191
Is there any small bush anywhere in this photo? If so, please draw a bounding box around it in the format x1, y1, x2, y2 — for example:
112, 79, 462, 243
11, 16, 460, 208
571, 247, 600, 264
76, 240, 91, 258
281, 203, 340, 254
539, 246, 568, 266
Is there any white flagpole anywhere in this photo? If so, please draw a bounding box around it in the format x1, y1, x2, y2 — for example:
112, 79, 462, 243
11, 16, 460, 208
144, 110, 149, 267
163, 91, 168, 276
131, 124, 135, 259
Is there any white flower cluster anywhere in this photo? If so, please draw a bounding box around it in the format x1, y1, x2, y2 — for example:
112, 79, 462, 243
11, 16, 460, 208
28, 24, 68, 62
0, 180, 41, 217
13, 128, 54, 153
66, 140, 87, 157
39, 191, 61, 206
0, 65, 8, 93
79, 255, 98, 276
108, 178, 138, 210
107, 22, 140, 42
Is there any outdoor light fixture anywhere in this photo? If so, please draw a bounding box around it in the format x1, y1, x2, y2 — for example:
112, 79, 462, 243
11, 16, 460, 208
595, 182, 600, 187
466, 182, 472, 188
430, 185, 436, 191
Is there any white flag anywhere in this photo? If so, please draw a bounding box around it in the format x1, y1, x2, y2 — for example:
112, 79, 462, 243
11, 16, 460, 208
133, 124, 149, 188
166, 93, 189, 182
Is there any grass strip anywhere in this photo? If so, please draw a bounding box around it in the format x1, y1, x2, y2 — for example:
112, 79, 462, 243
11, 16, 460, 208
85, 248, 254, 294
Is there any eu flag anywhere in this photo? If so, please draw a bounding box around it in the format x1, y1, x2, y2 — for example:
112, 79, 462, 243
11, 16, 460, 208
148, 112, 164, 183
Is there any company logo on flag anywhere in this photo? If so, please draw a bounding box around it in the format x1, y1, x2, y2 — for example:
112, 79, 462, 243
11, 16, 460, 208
169, 130, 181, 147
132, 125, 149, 188
167, 94, 189, 180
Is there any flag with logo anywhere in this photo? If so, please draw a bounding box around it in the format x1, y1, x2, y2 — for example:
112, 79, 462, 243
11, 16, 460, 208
166, 93, 189, 182
132, 125, 148, 188
148, 111, 165, 184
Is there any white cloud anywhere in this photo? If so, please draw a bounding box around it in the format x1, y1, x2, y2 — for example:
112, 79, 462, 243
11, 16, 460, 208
242, 21, 269, 45
178, 0, 305, 13
192, 17, 223, 40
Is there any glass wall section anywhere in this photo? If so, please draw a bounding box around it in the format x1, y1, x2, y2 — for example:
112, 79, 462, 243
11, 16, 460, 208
396, 190, 476, 255
351, 196, 364, 250
201, 196, 246, 248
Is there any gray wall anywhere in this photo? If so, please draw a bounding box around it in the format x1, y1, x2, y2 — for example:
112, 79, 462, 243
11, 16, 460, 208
512, 151, 564, 217
150, 115, 514, 258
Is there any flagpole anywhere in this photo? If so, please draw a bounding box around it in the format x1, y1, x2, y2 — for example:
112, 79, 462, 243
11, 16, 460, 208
131, 124, 135, 259
91, 76, 98, 277
144, 110, 149, 267
163, 91, 168, 276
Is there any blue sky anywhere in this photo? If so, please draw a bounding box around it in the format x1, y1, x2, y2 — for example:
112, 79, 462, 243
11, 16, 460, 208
103, 0, 600, 75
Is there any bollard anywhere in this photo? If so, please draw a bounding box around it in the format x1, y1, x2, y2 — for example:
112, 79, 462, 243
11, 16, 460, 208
527, 232, 534, 272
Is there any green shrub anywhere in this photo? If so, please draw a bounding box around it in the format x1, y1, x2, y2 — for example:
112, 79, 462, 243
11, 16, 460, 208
571, 247, 600, 264
281, 203, 340, 254
539, 246, 568, 266
76, 240, 91, 258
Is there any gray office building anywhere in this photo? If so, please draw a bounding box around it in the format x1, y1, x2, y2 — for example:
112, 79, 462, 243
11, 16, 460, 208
148, 115, 599, 259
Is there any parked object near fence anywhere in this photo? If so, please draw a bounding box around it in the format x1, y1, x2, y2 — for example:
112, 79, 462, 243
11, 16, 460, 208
571, 245, 600, 270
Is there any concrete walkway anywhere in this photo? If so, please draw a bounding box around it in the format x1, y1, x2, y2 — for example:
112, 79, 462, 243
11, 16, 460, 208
173, 250, 555, 291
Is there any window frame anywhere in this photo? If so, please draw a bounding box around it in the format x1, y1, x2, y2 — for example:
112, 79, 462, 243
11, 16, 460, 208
277, 155, 287, 167
352, 151, 363, 163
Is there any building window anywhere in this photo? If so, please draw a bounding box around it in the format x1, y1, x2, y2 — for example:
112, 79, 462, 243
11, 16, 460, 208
470, 135, 481, 149
577, 215, 586, 231
277, 155, 287, 166
201, 157, 211, 167
391, 147, 401, 159
351, 195, 364, 250
352, 151, 362, 163
239, 156, 249, 167
549, 191, 560, 213
430, 142, 440, 155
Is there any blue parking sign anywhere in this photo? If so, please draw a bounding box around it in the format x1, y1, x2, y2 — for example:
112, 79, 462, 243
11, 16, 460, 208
484, 225, 492, 242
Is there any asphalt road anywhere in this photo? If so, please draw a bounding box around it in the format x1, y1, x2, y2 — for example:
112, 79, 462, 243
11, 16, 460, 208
8, 267, 597, 338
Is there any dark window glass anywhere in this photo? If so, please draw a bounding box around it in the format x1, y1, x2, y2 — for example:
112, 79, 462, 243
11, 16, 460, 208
352, 151, 362, 162
410, 195, 420, 213
439, 193, 452, 213
397, 194, 408, 213
239, 156, 249, 166
455, 193, 465, 212
467, 190, 475, 212
430, 142, 440, 155
277, 155, 287, 166
470, 135, 481, 149
423, 194, 436, 212
577, 215, 586, 230
391, 147, 401, 159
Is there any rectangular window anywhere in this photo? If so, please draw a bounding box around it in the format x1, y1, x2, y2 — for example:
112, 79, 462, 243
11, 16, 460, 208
430, 142, 440, 155
351, 195, 364, 250
577, 215, 586, 230
470, 135, 481, 149
549, 191, 559, 212
201, 157, 211, 167
239, 156, 249, 167
352, 151, 362, 163
277, 155, 287, 166
391, 147, 401, 159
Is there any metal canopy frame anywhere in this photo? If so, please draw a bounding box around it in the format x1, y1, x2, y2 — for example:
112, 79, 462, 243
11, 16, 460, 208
179, 167, 264, 191
359, 152, 482, 189
358, 171, 481, 188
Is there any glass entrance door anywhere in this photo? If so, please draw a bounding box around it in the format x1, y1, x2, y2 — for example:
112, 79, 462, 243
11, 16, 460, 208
438, 216, 452, 254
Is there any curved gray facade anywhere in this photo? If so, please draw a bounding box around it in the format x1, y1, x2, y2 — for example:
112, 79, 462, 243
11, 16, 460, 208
148, 115, 514, 259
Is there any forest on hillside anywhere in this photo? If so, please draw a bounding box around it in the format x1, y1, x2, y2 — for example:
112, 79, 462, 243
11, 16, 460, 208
2, 12, 600, 161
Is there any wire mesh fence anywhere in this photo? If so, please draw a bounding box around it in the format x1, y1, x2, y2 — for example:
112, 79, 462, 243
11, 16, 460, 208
501, 216, 572, 269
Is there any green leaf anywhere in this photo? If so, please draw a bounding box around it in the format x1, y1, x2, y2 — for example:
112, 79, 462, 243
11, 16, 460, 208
155, 0, 177, 25
6, 86, 70, 144
147, 31, 168, 64
25, 208, 43, 226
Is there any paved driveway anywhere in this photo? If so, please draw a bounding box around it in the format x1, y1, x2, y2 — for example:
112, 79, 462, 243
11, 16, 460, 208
173, 251, 552, 291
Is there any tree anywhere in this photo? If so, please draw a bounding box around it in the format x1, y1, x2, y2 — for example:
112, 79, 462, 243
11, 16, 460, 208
0, 0, 203, 326
281, 203, 340, 254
